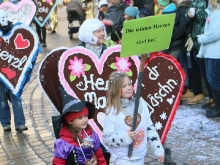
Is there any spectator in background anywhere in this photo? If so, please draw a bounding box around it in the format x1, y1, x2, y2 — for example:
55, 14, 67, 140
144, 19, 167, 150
97, 0, 108, 20
103, 0, 127, 34
163, 0, 189, 59
155, 0, 170, 15
197, 0, 220, 118
182, 0, 211, 105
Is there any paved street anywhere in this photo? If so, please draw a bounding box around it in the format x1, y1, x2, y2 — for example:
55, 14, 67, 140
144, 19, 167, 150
0, 5, 220, 165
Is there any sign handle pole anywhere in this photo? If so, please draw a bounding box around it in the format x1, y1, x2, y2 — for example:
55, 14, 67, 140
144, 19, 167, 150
128, 54, 147, 158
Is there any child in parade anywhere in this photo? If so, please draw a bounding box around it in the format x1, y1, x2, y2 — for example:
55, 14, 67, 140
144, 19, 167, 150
103, 71, 164, 165
52, 87, 106, 165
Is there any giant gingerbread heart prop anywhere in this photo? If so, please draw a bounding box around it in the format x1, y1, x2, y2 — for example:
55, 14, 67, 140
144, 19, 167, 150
39, 46, 185, 144
0, 23, 39, 96
34, 0, 60, 27
0, 0, 37, 25
141, 52, 185, 144
38, 47, 69, 112
58, 45, 140, 132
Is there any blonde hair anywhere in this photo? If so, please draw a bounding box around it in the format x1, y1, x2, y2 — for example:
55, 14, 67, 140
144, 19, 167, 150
209, 0, 220, 10
106, 71, 132, 115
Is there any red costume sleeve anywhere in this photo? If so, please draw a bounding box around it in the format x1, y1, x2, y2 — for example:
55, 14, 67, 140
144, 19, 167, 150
95, 148, 107, 165
52, 157, 66, 165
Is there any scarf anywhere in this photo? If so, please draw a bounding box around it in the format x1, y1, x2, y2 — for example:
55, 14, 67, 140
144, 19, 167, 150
85, 43, 103, 58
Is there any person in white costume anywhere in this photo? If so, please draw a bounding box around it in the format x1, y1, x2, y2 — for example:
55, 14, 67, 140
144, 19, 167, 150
103, 71, 164, 165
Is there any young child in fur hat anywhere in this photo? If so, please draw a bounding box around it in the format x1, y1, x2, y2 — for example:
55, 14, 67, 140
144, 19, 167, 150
52, 87, 106, 165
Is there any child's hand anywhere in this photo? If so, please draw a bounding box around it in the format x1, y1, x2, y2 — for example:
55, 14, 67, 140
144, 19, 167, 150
158, 156, 164, 163
128, 130, 136, 141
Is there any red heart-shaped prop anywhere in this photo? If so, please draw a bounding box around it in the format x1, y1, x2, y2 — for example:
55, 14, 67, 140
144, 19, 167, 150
15, 33, 30, 49
1, 67, 16, 79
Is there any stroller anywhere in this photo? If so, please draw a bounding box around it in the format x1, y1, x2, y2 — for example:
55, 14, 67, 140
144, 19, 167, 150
67, 10, 85, 39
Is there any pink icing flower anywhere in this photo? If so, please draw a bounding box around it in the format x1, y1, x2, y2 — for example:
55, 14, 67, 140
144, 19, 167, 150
46, 0, 52, 3
68, 56, 86, 78
114, 57, 131, 72
206, 18, 210, 23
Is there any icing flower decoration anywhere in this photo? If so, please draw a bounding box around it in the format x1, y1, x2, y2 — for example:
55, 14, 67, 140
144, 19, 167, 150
206, 17, 210, 23
42, 0, 53, 6
68, 56, 91, 82
110, 57, 133, 76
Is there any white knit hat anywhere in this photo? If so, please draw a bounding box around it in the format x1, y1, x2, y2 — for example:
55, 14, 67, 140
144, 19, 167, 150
98, 0, 108, 8
78, 19, 106, 44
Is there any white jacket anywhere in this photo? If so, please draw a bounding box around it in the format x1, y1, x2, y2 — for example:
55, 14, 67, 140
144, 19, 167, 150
103, 98, 164, 161
198, 5, 220, 59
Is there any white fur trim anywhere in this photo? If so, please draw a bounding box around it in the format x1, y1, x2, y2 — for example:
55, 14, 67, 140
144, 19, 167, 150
147, 124, 165, 157
103, 130, 133, 147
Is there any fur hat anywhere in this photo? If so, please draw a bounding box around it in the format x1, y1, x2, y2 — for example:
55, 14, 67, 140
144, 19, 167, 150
124, 6, 140, 18
157, 0, 170, 6
78, 19, 106, 44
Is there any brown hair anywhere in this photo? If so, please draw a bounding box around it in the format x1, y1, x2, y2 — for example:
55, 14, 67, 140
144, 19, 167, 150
126, 15, 135, 20
209, 0, 220, 10
105, 71, 132, 115
66, 124, 86, 143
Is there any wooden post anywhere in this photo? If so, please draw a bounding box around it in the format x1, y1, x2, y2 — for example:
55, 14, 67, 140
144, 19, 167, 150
128, 54, 146, 157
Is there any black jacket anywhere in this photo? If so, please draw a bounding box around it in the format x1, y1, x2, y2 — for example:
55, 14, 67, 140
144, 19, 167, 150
103, 3, 127, 34
164, 6, 189, 52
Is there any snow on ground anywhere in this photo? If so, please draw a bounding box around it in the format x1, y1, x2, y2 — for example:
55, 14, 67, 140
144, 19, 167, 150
164, 104, 220, 165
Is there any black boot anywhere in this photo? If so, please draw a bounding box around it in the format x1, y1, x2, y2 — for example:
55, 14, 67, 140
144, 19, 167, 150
206, 89, 220, 118
164, 148, 177, 165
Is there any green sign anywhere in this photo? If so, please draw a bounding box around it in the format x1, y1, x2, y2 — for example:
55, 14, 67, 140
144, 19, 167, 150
120, 14, 175, 58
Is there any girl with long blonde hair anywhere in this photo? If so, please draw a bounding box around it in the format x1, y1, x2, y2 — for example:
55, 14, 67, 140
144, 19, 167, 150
103, 71, 164, 165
